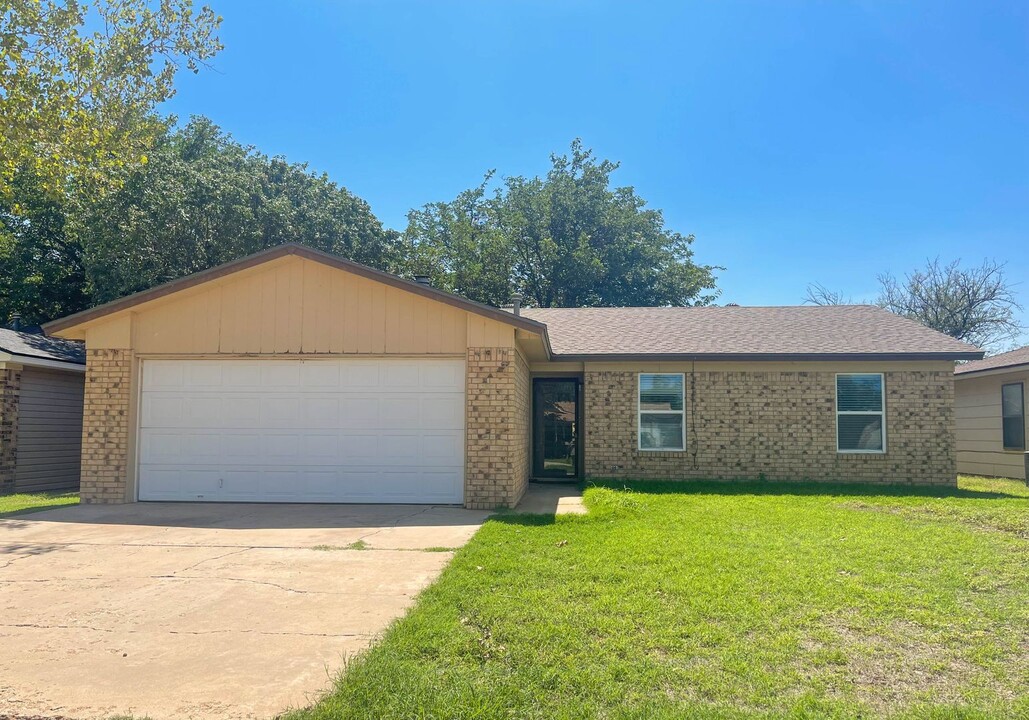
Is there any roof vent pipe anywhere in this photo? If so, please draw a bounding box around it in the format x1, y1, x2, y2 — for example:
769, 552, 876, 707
413, 274, 431, 287
8, 313, 21, 331
510, 293, 522, 316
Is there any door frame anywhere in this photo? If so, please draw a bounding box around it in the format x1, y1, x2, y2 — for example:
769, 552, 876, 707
531, 376, 584, 480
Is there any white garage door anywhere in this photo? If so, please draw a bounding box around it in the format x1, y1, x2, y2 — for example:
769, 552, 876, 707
138, 358, 465, 503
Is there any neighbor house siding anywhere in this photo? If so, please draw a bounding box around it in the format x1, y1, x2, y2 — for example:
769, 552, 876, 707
955, 369, 1029, 480
583, 362, 956, 485
0, 367, 20, 493
14, 367, 84, 492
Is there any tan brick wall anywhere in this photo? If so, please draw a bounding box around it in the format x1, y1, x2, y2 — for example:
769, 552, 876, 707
81, 349, 133, 503
585, 369, 955, 485
0, 367, 20, 493
465, 347, 531, 509
512, 350, 531, 502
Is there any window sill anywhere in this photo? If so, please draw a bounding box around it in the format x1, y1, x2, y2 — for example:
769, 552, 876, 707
837, 450, 887, 455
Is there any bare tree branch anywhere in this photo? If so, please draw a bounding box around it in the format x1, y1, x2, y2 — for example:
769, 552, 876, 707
876, 258, 1024, 352
803, 282, 852, 306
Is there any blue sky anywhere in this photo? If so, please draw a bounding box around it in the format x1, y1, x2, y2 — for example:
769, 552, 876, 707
162, 1, 1029, 344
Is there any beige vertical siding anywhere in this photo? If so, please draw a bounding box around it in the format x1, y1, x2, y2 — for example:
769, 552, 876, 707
955, 369, 1028, 480
80, 256, 514, 355
14, 367, 84, 492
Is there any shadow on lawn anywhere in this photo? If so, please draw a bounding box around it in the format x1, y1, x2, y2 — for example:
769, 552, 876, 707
582, 478, 1027, 501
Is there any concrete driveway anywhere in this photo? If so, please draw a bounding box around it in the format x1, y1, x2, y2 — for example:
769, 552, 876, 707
0, 502, 489, 720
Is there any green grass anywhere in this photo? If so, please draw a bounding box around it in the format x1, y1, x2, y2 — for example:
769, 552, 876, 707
0, 491, 78, 518
287, 476, 1029, 720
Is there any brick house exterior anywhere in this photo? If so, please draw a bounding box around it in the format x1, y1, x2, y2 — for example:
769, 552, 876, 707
584, 368, 956, 485
46, 244, 980, 509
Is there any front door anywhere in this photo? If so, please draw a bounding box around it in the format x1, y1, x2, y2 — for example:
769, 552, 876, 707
532, 378, 580, 479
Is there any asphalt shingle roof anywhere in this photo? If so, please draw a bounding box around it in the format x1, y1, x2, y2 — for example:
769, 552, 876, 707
520, 305, 981, 359
0, 328, 85, 364
954, 345, 1029, 375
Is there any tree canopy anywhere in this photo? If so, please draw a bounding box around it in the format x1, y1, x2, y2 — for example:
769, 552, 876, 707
2, 131, 720, 327
0, 0, 223, 200
0, 117, 403, 325
406, 140, 720, 308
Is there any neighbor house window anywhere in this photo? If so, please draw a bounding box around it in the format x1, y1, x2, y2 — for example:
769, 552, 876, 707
836, 373, 885, 453
638, 373, 685, 451
1001, 383, 1025, 451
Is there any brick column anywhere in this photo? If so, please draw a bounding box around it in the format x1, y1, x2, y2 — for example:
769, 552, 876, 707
0, 367, 21, 494
81, 349, 133, 503
465, 347, 529, 509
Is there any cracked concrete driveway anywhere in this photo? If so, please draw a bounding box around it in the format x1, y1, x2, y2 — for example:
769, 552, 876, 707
0, 502, 489, 720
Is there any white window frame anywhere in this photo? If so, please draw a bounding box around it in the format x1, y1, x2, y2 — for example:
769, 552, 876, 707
637, 372, 686, 452
835, 372, 886, 454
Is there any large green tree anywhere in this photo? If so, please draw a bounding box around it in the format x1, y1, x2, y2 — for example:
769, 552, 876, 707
0, 117, 403, 324
406, 140, 719, 308
0, 0, 223, 199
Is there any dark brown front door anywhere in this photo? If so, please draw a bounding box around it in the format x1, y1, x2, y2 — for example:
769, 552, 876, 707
532, 378, 581, 479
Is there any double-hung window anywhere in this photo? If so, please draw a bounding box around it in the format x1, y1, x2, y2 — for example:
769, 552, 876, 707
638, 373, 685, 451
1001, 383, 1025, 451
836, 373, 885, 453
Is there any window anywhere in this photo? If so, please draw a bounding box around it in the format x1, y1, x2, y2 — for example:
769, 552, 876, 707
836, 373, 885, 453
1002, 383, 1025, 451
638, 373, 685, 451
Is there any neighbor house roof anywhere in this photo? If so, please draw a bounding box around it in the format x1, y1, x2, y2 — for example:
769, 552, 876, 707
0, 327, 85, 365
521, 305, 982, 360
43, 243, 550, 338
954, 345, 1029, 376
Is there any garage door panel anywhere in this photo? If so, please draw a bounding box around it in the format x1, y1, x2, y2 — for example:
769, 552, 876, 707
300, 362, 341, 388
302, 397, 339, 424
261, 397, 301, 425
139, 467, 221, 500
144, 361, 186, 389
422, 397, 464, 428
343, 363, 381, 389
261, 363, 301, 387
138, 359, 465, 504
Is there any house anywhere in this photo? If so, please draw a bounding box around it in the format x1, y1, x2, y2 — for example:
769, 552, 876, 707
954, 346, 1029, 481
0, 326, 86, 493
44, 244, 981, 509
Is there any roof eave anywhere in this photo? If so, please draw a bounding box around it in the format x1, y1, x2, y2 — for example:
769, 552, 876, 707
955, 361, 1029, 378
549, 351, 984, 362
43, 243, 550, 337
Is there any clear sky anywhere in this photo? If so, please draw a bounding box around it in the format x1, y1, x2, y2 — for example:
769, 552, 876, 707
161, 1, 1029, 344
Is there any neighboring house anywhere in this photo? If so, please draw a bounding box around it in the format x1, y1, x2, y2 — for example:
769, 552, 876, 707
44, 244, 981, 509
0, 327, 86, 493
954, 346, 1029, 481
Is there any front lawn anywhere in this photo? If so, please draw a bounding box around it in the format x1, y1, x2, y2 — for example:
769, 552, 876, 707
290, 477, 1029, 719
0, 491, 79, 518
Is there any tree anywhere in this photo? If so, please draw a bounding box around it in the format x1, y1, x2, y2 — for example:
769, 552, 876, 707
804, 258, 1024, 351
877, 258, 1023, 350
0, 117, 404, 322
406, 140, 720, 308
0, 0, 223, 199
0, 170, 88, 326
803, 282, 851, 306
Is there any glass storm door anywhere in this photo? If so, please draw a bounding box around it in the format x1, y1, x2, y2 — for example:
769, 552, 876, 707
533, 378, 580, 479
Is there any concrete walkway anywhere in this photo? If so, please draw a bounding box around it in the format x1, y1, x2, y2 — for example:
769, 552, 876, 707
515, 483, 587, 515
0, 502, 489, 720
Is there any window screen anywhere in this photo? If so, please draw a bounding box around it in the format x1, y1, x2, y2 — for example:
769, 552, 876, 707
1002, 383, 1025, 451
639, 374, 685, 450
837, 374, 885, 452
